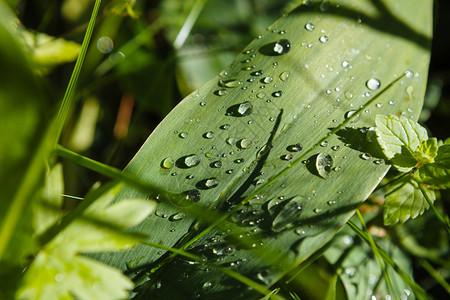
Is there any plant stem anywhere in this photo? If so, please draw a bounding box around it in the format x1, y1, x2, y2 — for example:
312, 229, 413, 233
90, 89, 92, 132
53, 0, 102, 146
355, 210, 398, 299
415, 180, 450, 235
347, 220, 431, 300
419, 259, 450, 294
54, 145, 180, 200
141, 241, 285, 300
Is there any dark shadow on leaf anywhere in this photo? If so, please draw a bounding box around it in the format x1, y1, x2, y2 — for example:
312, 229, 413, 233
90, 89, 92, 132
333, 127, 385, 159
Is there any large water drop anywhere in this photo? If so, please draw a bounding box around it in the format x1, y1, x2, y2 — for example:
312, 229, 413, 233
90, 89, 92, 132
366, 78, 381, 91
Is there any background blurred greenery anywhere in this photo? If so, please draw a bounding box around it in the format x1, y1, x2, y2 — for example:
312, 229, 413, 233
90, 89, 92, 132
5, 0, 449, 297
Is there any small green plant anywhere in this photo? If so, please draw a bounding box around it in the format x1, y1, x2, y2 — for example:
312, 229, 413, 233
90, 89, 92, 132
1, 0, 448, 299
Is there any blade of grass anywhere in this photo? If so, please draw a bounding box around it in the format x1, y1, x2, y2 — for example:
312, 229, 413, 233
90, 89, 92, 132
415, 179, 450, 235
53, 0, 102, 146
355, 210, 397, 299
347, 219, 430, 300
54, 145, 180, 200
140, 241, 285, 300
173, 0, 208, 49
419, 259, 450, 294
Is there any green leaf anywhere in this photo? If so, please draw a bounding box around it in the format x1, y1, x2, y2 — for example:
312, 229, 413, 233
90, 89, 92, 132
415, 137, 438, 166
22, 31, 81, 70
375, 114, 428, 172
384, 179, 435, 225
416, 144, 450, 188
33, 163, 64, 236
16, 184, 156, 300
95, 0, 432, 297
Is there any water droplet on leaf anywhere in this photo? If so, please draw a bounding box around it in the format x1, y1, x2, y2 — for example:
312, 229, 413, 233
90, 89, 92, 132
273, 39, 291, 55
161, 156, 174, 169
316, 153, 333, 179
305, 23, 315, 31
366, 78, 381, 90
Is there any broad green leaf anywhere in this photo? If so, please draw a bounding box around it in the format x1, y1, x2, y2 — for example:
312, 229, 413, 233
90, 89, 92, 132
17, 184, 156, 300
96, 0, 432, 297
384, 179, 435, 225
324, 224, 414, 300
416, 144, 450, 188
375, 114, 428, 172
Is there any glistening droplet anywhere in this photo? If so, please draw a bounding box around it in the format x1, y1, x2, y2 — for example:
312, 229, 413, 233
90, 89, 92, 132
366, 78, 381, 91
97, 36, 114, 53
273, 39, 291, 55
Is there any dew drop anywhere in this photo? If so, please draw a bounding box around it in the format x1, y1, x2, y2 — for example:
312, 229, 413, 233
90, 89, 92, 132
272, 91, 283, 97
341, 60, 350, 68
305, 23, 315, 31
314, 208, 322, 213
220, 124, 230, 130
219, 79, 241, 88
281, 154, 293, 161
287, 144, 303, 152
161, 156, 174, 169
183, 155, 201, 168
360, 153, 372, 160
170, 212, 186, 221
316, 153, 333, 179
242, 65, 256, 71
331, 145, 340, 151
238, 139, 252, 149
388, 100, 395, 105
226, 169, 234, 174
199, 101, 206, 106
295, 229, 306, 236
211, 161, 222, 168
320, 141, 328, 147
216, 89, 227, 96
273, 39, 291, 55
256, 92, 266, 99
226, 137, 237, 146
179, 132, 188, 138
319, 36, 329, 43
202, 282, 212, 288
203, 131, 215, 139
327, 200, 336, 206
184, 189, 201, 202
262, 77, 273, 84
97, 36, 114, 53
234, 158, 244, 164
279, 71, 290, 82
366, 78, 381, 91
237, 101, 253, 116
